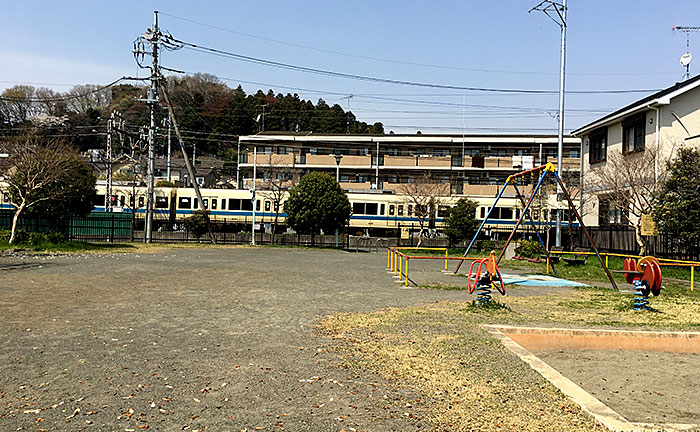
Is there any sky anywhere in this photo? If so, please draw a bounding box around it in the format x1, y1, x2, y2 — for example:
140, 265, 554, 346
1, 1, 699, 135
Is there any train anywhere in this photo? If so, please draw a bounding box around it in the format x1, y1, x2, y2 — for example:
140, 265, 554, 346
74, 183, 578, 236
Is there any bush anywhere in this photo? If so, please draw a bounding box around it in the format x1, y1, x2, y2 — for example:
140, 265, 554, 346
184, 209, 210, 239
478, 240, 499, 252
0, 230, 67, 245
515, 240, 543, 258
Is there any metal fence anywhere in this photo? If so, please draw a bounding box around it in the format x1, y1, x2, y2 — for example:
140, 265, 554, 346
0, 210, 133, 242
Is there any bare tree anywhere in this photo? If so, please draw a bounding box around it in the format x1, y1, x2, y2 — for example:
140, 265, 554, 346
397, 173, 449, 247
65, 84, 112, 114
258, 154, 298, 244
588, 147, 669, 254
0, 136, 78, 243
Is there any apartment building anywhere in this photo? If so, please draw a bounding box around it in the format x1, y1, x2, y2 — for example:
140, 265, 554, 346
237, 133, 581, 198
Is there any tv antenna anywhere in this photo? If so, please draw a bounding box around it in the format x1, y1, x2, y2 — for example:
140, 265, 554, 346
673, 25, 700, 80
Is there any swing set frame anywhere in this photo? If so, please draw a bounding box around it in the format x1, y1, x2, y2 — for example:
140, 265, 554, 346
454, 163, 618, 290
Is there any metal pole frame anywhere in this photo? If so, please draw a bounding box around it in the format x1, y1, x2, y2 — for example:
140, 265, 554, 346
511, 181, 558, 277
453, 179, 510, 273
496, 168, 550, 264
553, 170, 618, 290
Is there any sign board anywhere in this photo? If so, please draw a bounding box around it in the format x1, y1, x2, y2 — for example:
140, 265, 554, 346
640, 214, 658, 236
522, 155, 534, 170
400, 227, 410, 239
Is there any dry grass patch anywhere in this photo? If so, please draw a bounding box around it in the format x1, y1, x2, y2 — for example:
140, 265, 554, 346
321, 303, 607, 432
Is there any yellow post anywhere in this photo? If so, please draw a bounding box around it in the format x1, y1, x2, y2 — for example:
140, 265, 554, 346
692, 266, 695, 291
546, 256, 550, 274
387, 248, 391, 269
405, 258, 409, 287
605, 254, 609, 268
445, 249, 448, 271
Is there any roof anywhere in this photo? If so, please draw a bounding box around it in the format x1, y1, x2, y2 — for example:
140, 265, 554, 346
239, 133, 579, 145
571, 74, 700, 136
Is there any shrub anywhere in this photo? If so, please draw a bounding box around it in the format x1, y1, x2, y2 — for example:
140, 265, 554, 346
515, 240, 543, 258
478, 240, 498, 252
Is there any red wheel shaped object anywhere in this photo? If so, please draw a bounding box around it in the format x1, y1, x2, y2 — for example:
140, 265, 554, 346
639, 256, 662, 296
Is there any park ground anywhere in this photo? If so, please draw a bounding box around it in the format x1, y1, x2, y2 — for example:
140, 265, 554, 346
1, 245, 699, 431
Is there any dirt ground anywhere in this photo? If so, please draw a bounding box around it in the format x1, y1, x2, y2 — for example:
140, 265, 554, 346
535, 348, 700, 425
0, 247, 470, 432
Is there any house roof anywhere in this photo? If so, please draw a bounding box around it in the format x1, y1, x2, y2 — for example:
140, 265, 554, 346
571, 74, 700, 136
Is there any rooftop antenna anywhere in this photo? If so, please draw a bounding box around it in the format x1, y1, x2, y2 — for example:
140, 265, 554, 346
673, 25, 700, 80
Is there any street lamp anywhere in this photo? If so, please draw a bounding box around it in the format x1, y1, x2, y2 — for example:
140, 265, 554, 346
333, 154, 343, 182
333, 154, 343, 247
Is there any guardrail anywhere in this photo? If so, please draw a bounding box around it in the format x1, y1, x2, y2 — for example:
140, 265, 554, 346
549, 250, 700, 291
387, 247, 473, 287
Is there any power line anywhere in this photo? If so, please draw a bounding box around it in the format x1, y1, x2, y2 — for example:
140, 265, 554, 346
159, 11, 678, 77
168, 36, 659, 95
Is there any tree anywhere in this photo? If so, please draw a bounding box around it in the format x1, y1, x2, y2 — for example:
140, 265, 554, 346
23, 157, 96, 224
259, 154, 298, 244
588, 147, 668, 254
0, 136, 93, 243
443, 198, 479, 244
398, 173, 449, 247
284, 172, 351, 243
654, 147, 700, 254
184, 209, 210, 241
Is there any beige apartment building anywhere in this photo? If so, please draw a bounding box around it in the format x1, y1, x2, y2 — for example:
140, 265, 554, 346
237, 133, 581, 200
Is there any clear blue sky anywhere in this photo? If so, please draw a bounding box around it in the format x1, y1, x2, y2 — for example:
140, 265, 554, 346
2, 1, 698, 134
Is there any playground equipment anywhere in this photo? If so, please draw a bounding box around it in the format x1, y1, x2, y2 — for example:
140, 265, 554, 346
619, 256, 663, 310
454, 163, 618, 291
467, 251, 505, 304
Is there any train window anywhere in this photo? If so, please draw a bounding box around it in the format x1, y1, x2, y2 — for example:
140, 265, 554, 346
500, 208, 513, 220
221, 199, 226, 210
398, 205, 404, 216
265, 201, 271, 211
352, 202, 364, 214
480, 207, 486, 219
243, 199, 253, 211
138, 196, 145, 207
438, 206, 450, 217
129, 196, 135, 208
94, 194, 105, 206
389, 205, 395, 216
155, 196, 168, 209
179, 197, 192, 209
408, 205, 413, 216
274, 202, 279, 211
2, 192, 7, 202
120, 196, 125, 207
366, 203, 378, 215
211, 199, 217, 210
228, 198, 240, 210
256, 200, 260, 211
194, 198, 199, 209
515, 209, 520, 219
202, 199, 209, 209
380, 204, 385, 215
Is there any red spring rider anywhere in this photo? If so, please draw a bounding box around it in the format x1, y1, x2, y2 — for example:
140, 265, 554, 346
467, 251, 506, 305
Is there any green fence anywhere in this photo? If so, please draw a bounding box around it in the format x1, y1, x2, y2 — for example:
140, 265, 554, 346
0, 210, 133, 242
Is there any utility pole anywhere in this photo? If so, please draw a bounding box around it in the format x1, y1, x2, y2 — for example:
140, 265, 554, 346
167, 113, 172, 182
530, 0, 566, 247
106, 112, 114, 212
258, 104, 267, 133
251, 146, 257, 245
341, 95, 353, 133
673, 26, 700, 80
236, 140, 241, 189
133, 10, 160, 243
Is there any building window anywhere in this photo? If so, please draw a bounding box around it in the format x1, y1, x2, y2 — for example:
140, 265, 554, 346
387, 147, 400, 156
623, 115, 645, 154
433, 148, 450, 157
589, 128, 607, 164
569, 149, 580, 158
491, 149, 507, 157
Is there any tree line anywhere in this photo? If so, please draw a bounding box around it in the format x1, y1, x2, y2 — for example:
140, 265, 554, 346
0, 74, 385, 162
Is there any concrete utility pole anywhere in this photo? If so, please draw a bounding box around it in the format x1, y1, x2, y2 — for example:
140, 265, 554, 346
530, 0, 567, 247
251, 146, 257, 245
236, 140, 241, 189
134, 10, 160, 243
167, 113, 172, 182
106, 112, 114, 212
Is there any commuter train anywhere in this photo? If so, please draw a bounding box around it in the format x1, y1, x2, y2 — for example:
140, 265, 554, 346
81, 184, 577, 235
